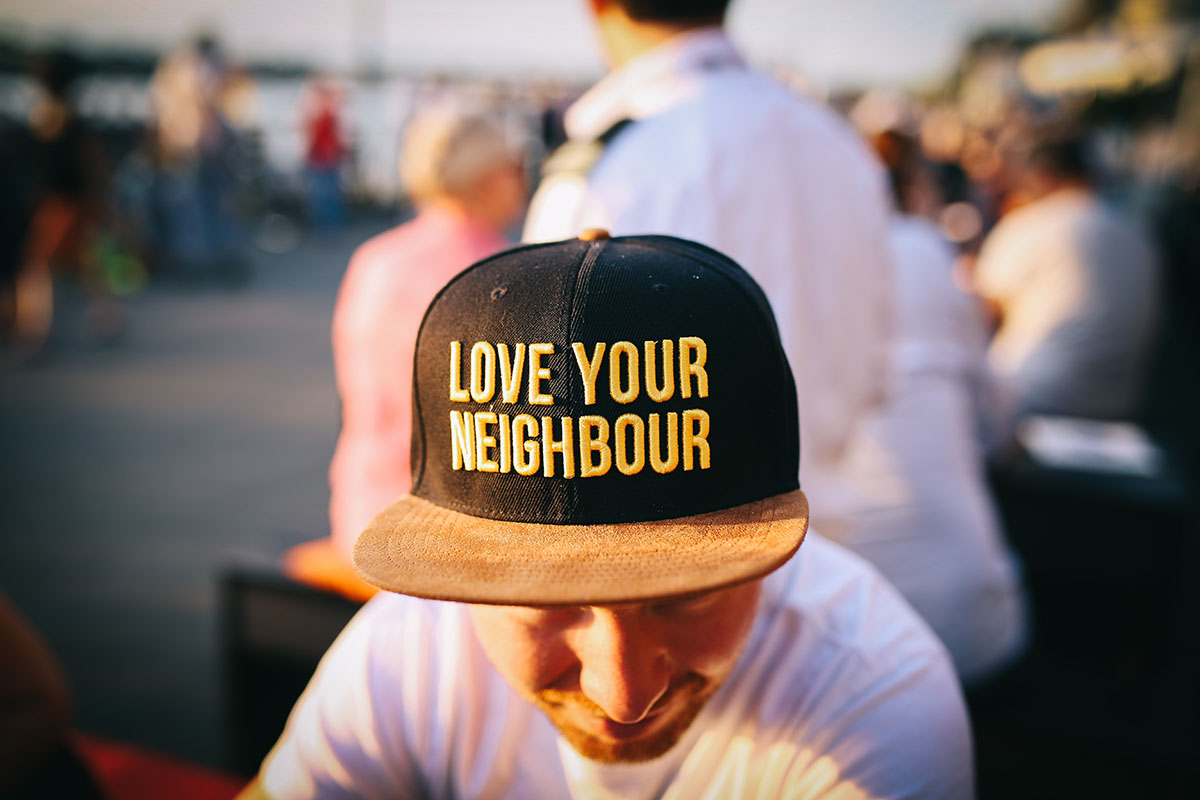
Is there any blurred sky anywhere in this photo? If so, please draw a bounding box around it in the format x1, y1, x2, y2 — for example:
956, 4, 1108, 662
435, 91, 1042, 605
0, 0, 1067, 88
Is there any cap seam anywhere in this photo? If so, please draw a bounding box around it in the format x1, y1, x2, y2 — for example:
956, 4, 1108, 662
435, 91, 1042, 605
622, 237, 800, 475
410, 240, 581, 494
559, 241, 601, 515
624, 238, 777, 331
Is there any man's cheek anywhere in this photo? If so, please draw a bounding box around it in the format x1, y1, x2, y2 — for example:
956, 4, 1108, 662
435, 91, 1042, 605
668, 645, 737, 677
666, 617, 756, 675
530, 643, 581, 691
494, 631, 577, 691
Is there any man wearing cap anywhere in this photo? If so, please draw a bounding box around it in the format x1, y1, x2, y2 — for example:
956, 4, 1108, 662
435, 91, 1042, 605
240, 234, 971, 799
524, 0, 894, 538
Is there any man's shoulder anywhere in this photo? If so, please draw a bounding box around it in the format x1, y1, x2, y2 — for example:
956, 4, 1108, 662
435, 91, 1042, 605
771, 534, 949, 671
354, 590, 457, 634
324, 592, 454, 667
703, 536, 973, 798
678, 68, 835, 126
325, 594, 480, 700
603, 71, 878, 181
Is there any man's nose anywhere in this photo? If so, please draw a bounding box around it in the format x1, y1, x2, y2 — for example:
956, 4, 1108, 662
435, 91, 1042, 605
575, 608, 672, 725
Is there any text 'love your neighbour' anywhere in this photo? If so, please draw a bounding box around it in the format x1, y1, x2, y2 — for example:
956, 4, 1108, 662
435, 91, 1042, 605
446, 338, 713, 479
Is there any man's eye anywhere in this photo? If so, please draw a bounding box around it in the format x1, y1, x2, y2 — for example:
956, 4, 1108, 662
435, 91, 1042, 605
513, 606, 584, 627
653, 595, 717, 617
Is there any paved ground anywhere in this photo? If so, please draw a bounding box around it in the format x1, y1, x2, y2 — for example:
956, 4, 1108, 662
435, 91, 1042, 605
0, 219, 395, 767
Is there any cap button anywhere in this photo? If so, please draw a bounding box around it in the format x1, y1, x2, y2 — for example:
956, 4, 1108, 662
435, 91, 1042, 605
578, 228, 611, 242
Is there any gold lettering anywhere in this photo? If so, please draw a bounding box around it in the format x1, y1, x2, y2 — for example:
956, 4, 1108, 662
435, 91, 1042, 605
644, 339, 675, 402
614, 413, 646, 475
529, 343, 555, 405
498, 344, 526, 403
512, 414, 540, 476
649, 412, 679, 474
541, 416, 575, 478
449, 341, 469, 402
682, 409, 711, 470
578, 415, 612, 477
470, 342, 497, 403
679, 337, 708, 399
498, 413, 512, 473
474, 411, 499, 472
571, 342, 607, 406
450, 410, 475, 470
455, 408, 703, 478
608, 341, 640, 404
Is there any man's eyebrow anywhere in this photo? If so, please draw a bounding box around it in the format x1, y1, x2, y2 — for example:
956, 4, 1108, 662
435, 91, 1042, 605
653, 592, 720, 610
507, 589, 724, 616
508, 604, 584, 617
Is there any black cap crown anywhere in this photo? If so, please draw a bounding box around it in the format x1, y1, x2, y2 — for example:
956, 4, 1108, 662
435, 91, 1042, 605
410, 233, 800, 525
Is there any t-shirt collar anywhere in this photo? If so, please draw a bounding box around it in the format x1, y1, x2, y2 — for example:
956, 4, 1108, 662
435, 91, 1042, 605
565, 26, 744, 141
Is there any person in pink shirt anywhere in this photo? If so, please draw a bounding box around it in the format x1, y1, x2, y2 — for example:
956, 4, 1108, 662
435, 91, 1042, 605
285, 104, 527, 599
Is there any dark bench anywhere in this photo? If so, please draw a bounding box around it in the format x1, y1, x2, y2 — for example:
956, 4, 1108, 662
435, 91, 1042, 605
976, 449, 1200, 798
218, 559, 364, 777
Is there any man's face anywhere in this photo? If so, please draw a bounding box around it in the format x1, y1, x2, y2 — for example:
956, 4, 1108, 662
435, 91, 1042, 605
468, 580, 762, 763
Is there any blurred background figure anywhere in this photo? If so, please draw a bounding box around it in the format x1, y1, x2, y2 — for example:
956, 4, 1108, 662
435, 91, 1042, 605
10, 49, 122, 363
0, 121, 24, 339
283, 102, 527, 599
524, 0, 894, 544
302, 76, 347, 232
0, 591, 103, 799
149, 34, 248, 283
838, 112, 1028, 684
972, 133, 1161, 424
1, 589, 245, 798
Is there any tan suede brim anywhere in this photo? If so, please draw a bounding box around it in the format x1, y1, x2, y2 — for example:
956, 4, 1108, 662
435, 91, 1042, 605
352, 489, 809, 605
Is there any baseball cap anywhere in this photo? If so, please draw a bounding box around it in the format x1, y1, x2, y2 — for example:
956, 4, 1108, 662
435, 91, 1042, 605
353, 230, 809, 605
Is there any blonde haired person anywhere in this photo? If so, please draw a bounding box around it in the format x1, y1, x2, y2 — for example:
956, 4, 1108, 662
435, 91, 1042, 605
283, 103, 526, 599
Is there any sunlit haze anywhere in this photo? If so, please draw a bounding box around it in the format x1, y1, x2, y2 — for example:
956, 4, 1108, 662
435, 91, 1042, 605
1, 0, 1066, 88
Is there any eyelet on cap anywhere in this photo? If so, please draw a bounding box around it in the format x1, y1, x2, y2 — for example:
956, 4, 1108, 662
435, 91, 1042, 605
578, 228, 611, 242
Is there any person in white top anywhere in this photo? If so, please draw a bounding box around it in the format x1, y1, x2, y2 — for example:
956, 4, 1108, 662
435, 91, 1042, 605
524, 0, 894, 537
238, 227, 971, 799
254, 538, 971, 800
973, 135, 1160, 422
826, 127, 1027, 684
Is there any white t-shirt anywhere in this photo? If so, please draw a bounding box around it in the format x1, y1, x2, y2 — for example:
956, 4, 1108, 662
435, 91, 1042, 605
259, 534, 973, 799
523, 28, 894, 536
832, 217, 1026, 684
973, 188, 1159, 419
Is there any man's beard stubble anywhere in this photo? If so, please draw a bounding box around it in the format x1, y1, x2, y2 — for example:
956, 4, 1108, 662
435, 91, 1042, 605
531, 671, 715, 764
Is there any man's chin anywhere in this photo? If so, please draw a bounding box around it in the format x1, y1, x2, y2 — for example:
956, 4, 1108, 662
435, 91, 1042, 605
554, 703, 707, 764
541, 684, 714, 764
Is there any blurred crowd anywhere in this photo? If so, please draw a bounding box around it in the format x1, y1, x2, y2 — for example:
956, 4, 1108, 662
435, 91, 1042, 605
267, 3, 1200, 795
0, 15, 1194, 408
842, 32, 1197, 446
275, 0, 1200, 729
2, 0, 1199, 795
0, 33, 572, 364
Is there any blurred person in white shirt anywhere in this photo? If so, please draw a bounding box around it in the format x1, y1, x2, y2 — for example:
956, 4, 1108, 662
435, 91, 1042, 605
973, 135, 1160, 423
523, 0, 894, 538
834, 124, 1028, 684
